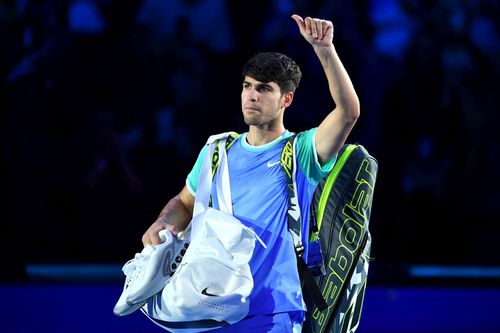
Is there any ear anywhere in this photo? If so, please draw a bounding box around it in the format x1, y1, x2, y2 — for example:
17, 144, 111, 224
282, 92, 294, 109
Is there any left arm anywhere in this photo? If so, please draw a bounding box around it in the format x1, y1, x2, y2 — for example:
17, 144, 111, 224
292, 15, 360, 165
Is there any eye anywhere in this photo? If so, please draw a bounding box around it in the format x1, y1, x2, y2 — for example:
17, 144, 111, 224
257, 85, 272, 92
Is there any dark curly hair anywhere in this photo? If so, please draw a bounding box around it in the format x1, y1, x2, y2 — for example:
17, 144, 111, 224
241, 52, 302, 94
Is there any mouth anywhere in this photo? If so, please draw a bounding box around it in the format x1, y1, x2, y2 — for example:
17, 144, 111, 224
243, 106, 261, 113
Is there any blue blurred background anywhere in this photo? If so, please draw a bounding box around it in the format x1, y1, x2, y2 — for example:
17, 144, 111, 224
1, 0, 499, 332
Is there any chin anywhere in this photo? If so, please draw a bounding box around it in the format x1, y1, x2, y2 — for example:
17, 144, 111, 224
243, 115, 257, 126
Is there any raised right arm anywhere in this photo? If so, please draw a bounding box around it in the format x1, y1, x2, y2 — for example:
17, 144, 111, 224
141, 185, 194, 246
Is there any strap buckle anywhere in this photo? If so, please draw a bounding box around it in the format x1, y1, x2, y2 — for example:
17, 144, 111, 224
295, 244, 305, 258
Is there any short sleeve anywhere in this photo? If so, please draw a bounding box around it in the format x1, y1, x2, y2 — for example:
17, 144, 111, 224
295, 128, 336, 184
185, 145, 208, 196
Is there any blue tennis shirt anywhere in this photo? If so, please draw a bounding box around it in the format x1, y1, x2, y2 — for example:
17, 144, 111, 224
186, 128, 335, 316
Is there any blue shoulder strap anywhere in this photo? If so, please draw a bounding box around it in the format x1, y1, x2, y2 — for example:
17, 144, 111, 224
280, 134, 328, 311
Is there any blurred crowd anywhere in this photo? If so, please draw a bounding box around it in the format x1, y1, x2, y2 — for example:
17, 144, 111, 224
1, 0, 499, 282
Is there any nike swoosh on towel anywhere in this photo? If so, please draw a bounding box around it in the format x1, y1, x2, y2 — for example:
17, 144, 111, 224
201, 287, 220, 297
267, 161, 280, 167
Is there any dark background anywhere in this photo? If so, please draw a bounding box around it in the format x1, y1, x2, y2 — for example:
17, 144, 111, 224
2, 0, 499, 285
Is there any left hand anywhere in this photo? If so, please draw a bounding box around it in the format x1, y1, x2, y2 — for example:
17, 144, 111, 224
291, 14, 334, 47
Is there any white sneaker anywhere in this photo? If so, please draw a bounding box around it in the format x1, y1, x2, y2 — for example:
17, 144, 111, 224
113, 230, 189, 316
113, 258, 148, 316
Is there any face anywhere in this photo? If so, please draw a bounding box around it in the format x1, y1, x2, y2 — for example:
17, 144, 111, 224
241, 76, 287, 127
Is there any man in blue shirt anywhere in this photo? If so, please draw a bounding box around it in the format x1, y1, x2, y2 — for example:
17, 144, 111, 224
141, 14, 360, 332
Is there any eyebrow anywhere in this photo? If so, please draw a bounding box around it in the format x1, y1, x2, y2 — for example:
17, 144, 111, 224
243, 80, 275, 91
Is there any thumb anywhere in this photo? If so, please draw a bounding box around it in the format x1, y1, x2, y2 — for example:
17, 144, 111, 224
291, 14, 305, 31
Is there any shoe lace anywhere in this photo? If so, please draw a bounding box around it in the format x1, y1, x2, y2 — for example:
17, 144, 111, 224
122, 248, 153, 287
122, 246, 153, 286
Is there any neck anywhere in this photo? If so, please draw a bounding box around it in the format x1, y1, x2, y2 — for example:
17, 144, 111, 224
246, 126, 286, 146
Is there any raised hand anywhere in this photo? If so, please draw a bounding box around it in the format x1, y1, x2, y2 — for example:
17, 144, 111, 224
291, 14, 334, 47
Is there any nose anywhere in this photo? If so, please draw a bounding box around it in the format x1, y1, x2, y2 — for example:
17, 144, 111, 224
248, 88, 258, 101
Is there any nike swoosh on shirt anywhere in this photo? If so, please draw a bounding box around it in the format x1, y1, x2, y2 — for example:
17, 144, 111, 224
267, 161, 280, 167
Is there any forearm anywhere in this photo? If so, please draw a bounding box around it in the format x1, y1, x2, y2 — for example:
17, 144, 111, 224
142, 186, 194, 245
313, 43, 360, 122
156, 195, 192, 234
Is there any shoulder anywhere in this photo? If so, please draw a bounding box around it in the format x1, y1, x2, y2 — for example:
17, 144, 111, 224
206, 131, 240, 145
294, 128, 334, 183
293, 128, 316, 151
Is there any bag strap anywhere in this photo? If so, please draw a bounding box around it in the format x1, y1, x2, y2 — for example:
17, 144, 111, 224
280, 134, 328, 311
193, 132, 237, 218
279, 134, 303, 253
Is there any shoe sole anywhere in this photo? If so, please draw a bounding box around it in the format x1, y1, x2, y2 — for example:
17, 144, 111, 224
113, 298, 147, 317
